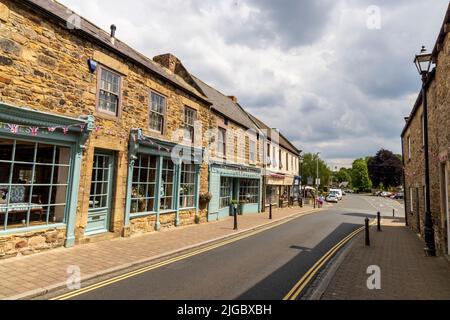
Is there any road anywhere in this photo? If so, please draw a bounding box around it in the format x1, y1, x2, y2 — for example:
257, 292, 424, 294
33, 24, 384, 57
53, 195, 404, 300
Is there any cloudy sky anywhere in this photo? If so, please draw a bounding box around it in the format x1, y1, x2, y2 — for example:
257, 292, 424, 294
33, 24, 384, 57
59, 0, 449, 168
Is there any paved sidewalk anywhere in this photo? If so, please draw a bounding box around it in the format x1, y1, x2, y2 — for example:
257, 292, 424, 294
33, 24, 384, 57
0, 205, 318, 300
321, 219, 450, 300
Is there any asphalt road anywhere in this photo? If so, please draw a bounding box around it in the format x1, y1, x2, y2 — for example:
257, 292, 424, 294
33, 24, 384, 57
64, 195, 404, 300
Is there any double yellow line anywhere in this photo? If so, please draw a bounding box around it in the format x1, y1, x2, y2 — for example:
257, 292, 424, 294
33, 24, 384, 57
283, 221, 376, 301
52, 209, 317, 300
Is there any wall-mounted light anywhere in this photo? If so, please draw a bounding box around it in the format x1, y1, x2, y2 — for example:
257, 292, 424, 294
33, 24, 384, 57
87, 59, 97, 73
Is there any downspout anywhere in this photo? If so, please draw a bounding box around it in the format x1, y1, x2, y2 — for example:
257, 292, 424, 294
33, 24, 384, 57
401, 135, 408, 227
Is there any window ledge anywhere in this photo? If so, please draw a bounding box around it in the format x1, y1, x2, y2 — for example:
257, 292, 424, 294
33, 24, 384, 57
0, 223, 66, 236
179, 207, 196, 211
130, 212, 157, 219
160, 209, 176, 214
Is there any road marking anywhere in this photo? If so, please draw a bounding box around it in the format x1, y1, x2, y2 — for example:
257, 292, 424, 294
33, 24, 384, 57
283, 221, 376, 301
51, 209, 320, 300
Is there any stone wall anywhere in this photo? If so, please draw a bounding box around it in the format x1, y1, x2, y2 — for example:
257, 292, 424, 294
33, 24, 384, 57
0, 0, 211, 252
403, 29, 450, 255
0, 228, 66, 259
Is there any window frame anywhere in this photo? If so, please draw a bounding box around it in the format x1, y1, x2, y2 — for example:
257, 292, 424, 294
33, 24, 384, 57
218, 127, 227, 158
179, 162, 196, 209
96, 65, 122, 118
183, 107, 197, 144
239, 179, 259, 204
149, 91, 167, 134
129, 154, 158, 216
0, 138, 72, 232
249, 140, 256, 164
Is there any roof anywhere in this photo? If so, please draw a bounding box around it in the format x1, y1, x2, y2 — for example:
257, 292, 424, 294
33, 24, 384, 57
432, 2, 450, 59
247, 113, 301, 156
191, 76, 259, 131
402, 3, 450, 137
21, 0, 210, 105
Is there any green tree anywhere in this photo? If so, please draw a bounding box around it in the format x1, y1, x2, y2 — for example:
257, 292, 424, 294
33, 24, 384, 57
335, 168, 352, 184
300, 153, 331, 191
351, 158, 372, 192
367, 149, 403, 189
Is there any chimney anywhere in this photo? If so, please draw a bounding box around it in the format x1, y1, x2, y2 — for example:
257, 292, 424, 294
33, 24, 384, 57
228, 96, 238, 103
110, 24, 117, 45
153, 54, 179, 74
404, 117, 410, 123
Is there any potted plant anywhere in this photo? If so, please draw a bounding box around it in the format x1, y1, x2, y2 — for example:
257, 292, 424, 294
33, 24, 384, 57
199, 192, 213, 204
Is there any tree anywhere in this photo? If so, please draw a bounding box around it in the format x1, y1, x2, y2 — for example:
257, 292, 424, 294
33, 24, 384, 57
367, 149, 403, 189
300, 153, 332, 190
351, 159, 372, 192
335, 168, 352, 184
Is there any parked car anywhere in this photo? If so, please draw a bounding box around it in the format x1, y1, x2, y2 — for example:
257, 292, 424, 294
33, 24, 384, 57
393, 192, 404, 200
326, 194, 339, 203
329, 189, 343, 201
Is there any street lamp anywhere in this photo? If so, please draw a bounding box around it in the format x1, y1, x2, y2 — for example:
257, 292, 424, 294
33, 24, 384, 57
315, 152, 321, 209
299, 155, 304, 207
414, 45, 436, 256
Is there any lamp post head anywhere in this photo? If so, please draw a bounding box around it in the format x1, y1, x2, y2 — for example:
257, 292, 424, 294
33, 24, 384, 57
414, 46, 433, 77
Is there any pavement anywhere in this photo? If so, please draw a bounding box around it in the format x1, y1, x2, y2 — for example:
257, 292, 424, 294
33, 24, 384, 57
319, 218, 450, 300
0, 204, 319, 300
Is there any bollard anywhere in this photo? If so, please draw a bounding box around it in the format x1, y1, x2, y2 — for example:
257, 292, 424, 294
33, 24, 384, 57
377, 212, 381, 232
269, 203, 273, 220
365, 217, 370, 246
300, 197, 303, 208
393, 209, 395, 217
234, 206, 238, 230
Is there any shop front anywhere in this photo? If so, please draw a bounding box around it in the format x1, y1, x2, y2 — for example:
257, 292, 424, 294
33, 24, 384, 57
208, 162, 262, 221
265, 172, 295, 208
124, 129, 204, 233
0, 103, 94, 255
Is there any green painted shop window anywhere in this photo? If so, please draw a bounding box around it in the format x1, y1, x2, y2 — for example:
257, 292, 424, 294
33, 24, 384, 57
0, 138, 71, 231
179, 163, 196, 209
160, 158, 174, 211
239, 179, 259, 204
219, 177, 232, 209
130, 154, 157, 215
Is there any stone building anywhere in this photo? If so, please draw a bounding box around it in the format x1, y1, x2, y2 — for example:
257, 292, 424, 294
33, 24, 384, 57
190, 76, 264, 221
0, 0, 212, 258
401, 4, 450, 255
247, 114, 301, 209
0, 0, 302, 259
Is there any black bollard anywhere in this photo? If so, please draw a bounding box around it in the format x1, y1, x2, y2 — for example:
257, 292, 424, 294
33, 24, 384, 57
377, 212, 381, 232
269, 203, 273, 220
365, 217, 370, 246
234, 206, 238, 230
393, 209, 395, 217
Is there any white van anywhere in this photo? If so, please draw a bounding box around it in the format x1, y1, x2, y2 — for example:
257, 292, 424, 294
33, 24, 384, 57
329, 189, 343, 201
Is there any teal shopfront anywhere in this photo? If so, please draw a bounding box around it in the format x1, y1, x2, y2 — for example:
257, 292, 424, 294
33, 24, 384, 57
208, 162, 262, 221
124, 129, 204, 230
0, 103, 94, 247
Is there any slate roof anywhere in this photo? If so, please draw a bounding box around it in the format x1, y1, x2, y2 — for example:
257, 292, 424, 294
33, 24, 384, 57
247, 113, 301, 156
21, 0, 209, 105
191, 76, 259, 131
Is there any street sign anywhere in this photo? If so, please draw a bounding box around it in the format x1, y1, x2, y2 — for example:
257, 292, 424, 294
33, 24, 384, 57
307, 177, 313, 185
316, 178, 321, 186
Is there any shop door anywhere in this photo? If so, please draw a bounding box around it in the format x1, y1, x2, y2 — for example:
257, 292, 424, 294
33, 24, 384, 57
86, 152, 114, 235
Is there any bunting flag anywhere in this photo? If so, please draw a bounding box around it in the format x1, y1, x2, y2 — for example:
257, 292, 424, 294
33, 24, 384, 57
7, 124, 19, 134
31, 127, 39, 137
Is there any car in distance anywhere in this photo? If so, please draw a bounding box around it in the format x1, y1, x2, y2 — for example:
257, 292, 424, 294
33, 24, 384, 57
326, 194, 339, 203
329, 189, 343, 201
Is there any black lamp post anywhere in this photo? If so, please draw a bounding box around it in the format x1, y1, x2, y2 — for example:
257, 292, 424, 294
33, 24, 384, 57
414, 46, 436, 257
300, 155, 304, 207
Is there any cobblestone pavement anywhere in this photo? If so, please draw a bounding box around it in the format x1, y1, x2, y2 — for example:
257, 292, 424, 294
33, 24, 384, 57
321, 219, 450, 300
0, 205, 318, 300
